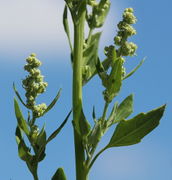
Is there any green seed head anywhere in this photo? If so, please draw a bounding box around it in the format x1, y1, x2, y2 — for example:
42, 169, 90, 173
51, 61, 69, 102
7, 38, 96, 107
120, 42, 137, 56
23, 54, 48, 116
123, 8, 137, 24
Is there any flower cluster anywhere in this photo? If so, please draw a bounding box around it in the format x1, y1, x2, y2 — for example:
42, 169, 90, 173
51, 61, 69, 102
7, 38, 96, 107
22, 53, 48, 117
87, 0, 110, 28
114, 8, 137, 56
87, 0, 98, 6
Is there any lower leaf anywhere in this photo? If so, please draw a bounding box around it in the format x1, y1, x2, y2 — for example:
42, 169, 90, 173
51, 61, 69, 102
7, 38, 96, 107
107, 105, 166, 147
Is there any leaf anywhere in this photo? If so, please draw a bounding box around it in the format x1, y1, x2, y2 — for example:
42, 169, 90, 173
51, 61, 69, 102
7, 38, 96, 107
36, 128, 46, 162
36, 125, 47, 162
92, 106, 96, 123
107, 102, 118, 127
63, 5, 72, 51
83, 32, 101, 65
36, 125, 46, 147
102, 58, 111, 71
114, 94, 134, 123
43, 89, 61, 115
46, 110, 72, 144
13, 83, 27, 108
18, 140, 33, 162
107, 105, 166, 147
15, 126, 23, 145
123, 58, 145, 80
82, 32, 102, 85
96, 57, 108, 81
14, 98, 30, 136
79, 109, 91, 137
51, 167, 67, 180
87, 121, 102, 148
104, 58, 123, 102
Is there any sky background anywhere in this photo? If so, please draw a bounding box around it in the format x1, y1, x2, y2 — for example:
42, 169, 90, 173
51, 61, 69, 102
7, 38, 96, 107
0, 0, 172, 179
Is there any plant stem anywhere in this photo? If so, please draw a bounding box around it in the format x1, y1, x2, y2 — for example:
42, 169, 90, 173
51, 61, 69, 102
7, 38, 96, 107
88, 146, 107, 170
27, 162, 39, 180
87, 28, 93, 45
102, 102, 109, 121
72, 4, 88, 180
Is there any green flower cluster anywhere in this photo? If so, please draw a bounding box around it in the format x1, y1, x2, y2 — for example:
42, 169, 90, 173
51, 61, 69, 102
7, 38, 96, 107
22, 53, 48, 117
99, 8, 138, 102
114, 8, 137, 56
87, 0, 110, 28
87, 0, 98, 6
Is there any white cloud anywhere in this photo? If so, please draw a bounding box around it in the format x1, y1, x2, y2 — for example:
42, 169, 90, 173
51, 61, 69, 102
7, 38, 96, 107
0, 0, 65, 48
0, 0, 121, 59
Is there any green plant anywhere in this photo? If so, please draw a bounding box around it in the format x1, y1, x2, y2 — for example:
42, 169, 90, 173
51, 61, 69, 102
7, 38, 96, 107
14, 1, 166, 180
14, 53, 71, 180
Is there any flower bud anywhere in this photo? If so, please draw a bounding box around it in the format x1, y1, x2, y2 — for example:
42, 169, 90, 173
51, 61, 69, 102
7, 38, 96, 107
121, 42, 137, 56
114, 36, 122, 46
123, 10, 137, 24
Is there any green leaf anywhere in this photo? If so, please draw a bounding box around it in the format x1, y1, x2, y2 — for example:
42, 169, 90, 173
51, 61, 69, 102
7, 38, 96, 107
63, 5, 72, 51
92, 106, 96, 123
13, 83, 27, 108
107, 105, 166, 147
83, 32, 102, 85
43, 89, 61, 115
51, 167, 67, 180
36, 125, 47, 162
87, 121, 102, 148
83, 32, 101, 65
107, 102, 118, 127
114, 94, 134, 123
123, 58, 145, 80
96, 57, 108, 81
14, 98, 30, 136
15, 126, 23, 145
104, 58, 123, 102
18, 140, 33, 162
102, 58, 111, 71
46, 110, 72, 144
36, 125, 46, 147
79, 109, 91, 137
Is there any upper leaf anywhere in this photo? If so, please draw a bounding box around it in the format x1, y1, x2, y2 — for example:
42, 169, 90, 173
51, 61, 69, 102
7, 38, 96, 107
107, 105, 166, 147
104, 57, 123, 102
13, 83, 27, 108
82, 32, 102, 85
123, 58, 145, 80
18, 140, 33, 162
15, 126, 23, 145
14, 98, 30, 136
43, 89, 61, 116
114, 94, 134, 123
63, 5, 72, 52
87, 120, 102, 149
46, 110, 72, 144
51, 167, 67, 180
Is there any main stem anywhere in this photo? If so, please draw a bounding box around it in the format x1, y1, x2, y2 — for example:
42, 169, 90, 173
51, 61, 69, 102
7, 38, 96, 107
72, 8, 88, 180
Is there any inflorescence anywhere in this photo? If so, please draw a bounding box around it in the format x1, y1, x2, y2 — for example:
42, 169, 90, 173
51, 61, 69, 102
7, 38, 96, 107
22, 53, 48, 117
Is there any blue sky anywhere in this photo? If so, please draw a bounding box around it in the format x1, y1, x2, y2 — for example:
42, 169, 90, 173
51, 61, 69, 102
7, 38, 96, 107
0, 0, 172, 179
